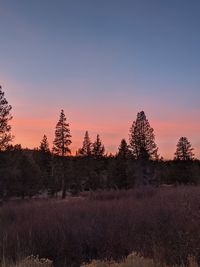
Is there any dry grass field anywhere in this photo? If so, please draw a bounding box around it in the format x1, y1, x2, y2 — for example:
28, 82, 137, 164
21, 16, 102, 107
1, 187, 200, 267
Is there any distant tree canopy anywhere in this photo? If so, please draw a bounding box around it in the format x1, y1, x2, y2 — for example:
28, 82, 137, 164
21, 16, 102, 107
77, 131, 92, 156
0, 86, 13, 150
92, 134, 105, 158
129, 111, 158, 160
53, 110, 72, 156
6, 144, 22, 151
174, 137, 194, 161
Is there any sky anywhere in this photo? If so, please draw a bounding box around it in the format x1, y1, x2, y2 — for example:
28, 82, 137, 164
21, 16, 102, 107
0, 0, 200, 159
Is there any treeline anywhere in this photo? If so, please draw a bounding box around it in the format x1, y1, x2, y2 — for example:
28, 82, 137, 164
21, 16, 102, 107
1, 148, 200, 200
0, 85, 200, 200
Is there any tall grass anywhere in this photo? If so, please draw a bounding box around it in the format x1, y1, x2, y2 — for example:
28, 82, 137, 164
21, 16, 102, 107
1, 187, 200, 266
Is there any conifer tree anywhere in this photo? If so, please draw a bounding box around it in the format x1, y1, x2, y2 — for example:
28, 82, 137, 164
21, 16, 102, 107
92, 134, 105, 158
78, 131, 92, 156
39, 135, 50, 153
0, 86, 13, 150
129, 111, 158, 160
36, 134, 52, 192
117, 139, 131, 159
174, 137, 194, 160
53, 110, 72, 156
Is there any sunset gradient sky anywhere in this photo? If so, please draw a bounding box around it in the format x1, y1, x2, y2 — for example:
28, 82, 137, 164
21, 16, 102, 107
0, 0, 200, 159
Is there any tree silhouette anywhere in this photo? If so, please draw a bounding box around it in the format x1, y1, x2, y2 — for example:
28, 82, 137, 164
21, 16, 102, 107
39, 135, 50, 153
36, 134, 52, 191
117, 139, 131, 159
53, 110, 72, 156
129, 111, 158, 160
92, 134, 105, 158
0, 86, 13, 150
78, 131, 92, 156
174, 137, 194, 161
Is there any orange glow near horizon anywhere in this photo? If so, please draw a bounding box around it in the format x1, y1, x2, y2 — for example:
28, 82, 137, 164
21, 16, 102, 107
11, 116, 200, 159
1, 1, 200, 160
1, 76, 200, 160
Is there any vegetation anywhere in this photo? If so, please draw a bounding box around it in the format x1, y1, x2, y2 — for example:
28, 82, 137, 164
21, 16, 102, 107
1, 86, 200, 266
117, 139, 131, 159
174, 137, 194, 161
1, 187, 200, 267
1, 253, 199, 267
0, 86, 13, 150
39, 135, 50, 153
129, 111, 158, 160
92, 134, 105, 159
82, 254, 199, 267
0, 85, 200, 199
1, 255, 53, 267
1, 145, 200, 199
52, 109, 72, 156
77, 131, 93, 157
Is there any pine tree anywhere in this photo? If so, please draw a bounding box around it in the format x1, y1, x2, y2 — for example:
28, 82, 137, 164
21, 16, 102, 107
129, 111, 158, 160
113, 139, 131, 189
92, 134, 105, 158
174, 137, 194, 160
39, 135, 50, 153
117, 139, 131, 159
53, 110, 72, 156
0, 86, 13, 150
36, 135, 52, 192
78, 131, 92, 156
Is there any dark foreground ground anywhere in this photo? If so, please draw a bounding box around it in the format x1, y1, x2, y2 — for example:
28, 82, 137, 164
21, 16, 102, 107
1, 186, 200, 267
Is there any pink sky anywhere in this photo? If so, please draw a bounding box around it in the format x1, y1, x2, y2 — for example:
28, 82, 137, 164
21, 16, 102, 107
1, 76, 200, 159
11, 116, 200, 159
1, 0, 200, 159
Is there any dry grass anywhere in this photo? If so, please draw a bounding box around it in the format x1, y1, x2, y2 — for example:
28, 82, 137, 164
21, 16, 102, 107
1, 187, 200, 266
83, 253, 200, 267
0, 256, 53, 267
2, 253, 199, 267
81, 253, 160, 267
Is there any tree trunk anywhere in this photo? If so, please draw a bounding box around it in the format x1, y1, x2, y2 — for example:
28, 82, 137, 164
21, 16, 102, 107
61, 177, 67, 199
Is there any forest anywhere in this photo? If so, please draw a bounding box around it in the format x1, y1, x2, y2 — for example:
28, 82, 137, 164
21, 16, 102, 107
0, 85, 200, 200
0, 86, 200, 267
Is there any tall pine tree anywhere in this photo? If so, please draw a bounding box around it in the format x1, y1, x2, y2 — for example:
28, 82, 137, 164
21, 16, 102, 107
174, 137, 194, 160
92, 134, 105, 158
53, 110, 72, 156
78, 131, 92, 156
129, 111, 158, 160
0, 86, 13, 150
